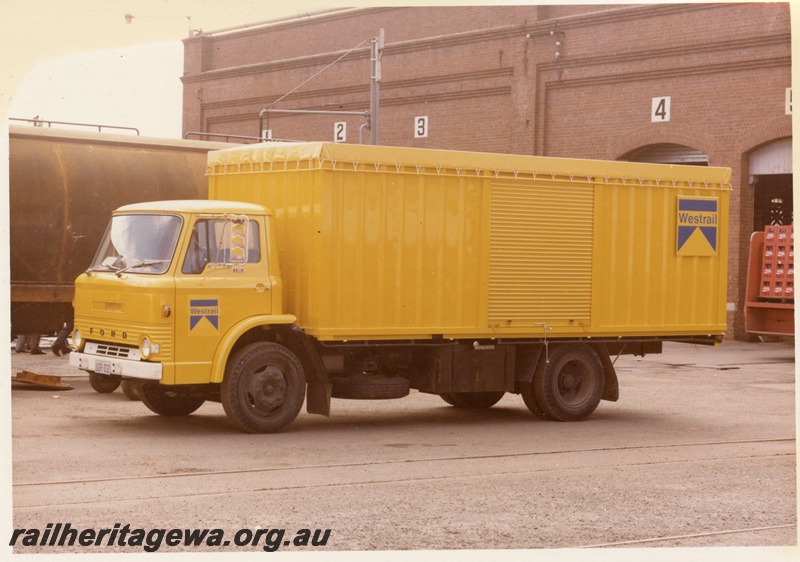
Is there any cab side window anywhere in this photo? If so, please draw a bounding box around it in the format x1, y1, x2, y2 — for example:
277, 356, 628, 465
182, 219, 260, 274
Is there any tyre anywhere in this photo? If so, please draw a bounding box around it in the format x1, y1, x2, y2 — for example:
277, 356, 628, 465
440, 391, 504, 409
521, 363, 547, 419
531, 344, 604, 421
221, 342, 306, 433
121, 379, 142, 401
138, 382, 205, 416
522, 388, 547, 419
331, 376, 410, 400
89, 372, 121, 393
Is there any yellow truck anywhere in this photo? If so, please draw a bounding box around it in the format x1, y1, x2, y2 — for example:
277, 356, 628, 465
70, 142, 731, 432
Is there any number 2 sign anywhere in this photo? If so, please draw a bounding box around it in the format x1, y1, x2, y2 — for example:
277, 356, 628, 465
652, 97, 671, 122
334, 122, 346, 143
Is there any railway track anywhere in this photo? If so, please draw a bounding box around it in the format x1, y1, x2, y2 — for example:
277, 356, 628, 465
15, 437, 795, 509
579, 523, 796, 548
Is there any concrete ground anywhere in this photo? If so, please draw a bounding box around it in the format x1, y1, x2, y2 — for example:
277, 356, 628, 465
6, 338, 797, 557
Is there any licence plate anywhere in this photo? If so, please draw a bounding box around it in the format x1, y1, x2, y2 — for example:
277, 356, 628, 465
95, 360, 113, 375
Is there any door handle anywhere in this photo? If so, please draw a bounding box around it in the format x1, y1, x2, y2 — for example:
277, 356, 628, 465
255, 283, 270, 293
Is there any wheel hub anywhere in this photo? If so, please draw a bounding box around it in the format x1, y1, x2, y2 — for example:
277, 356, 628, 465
560, 372, 578, 391
558, 361, 589, 403
246, 366, 287, 412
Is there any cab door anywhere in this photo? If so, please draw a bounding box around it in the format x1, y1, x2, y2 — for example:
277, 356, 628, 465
173, 215, 272, 384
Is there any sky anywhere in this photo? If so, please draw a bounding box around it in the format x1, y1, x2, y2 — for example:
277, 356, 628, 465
9, 42, 185, 137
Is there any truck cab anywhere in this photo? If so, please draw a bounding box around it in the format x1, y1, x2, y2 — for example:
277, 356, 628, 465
70, 200, 305, 432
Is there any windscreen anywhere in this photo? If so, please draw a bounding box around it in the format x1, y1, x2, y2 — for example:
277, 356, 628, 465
89, 214, 183, 275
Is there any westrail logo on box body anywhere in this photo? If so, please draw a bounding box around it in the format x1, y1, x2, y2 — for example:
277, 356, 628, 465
677, 197, 718, 257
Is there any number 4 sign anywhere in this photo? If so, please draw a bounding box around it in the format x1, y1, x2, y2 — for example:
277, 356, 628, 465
652, 97, 671, 122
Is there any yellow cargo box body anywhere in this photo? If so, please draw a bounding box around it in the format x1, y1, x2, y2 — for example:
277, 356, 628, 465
208, 143, 730, 342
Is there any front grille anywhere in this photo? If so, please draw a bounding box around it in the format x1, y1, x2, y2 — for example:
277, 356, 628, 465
97, 344, 132, 358
86, 342, 141, 361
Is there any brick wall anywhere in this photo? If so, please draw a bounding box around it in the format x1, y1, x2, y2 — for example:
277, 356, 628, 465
182, 3, 792, 339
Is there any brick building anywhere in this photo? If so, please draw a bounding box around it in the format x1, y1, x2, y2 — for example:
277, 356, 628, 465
181, 4, 793, 339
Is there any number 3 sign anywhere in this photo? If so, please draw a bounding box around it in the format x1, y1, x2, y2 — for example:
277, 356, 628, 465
414, 116, 429, 138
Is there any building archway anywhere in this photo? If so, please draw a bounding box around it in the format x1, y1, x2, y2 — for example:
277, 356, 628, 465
748, 137, 792, 231
619, 143, 708, 166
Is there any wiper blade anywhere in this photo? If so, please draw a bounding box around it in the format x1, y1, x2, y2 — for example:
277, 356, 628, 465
86, 255, 125, 274
115, 260, 169, 277
85, 263, 121, 274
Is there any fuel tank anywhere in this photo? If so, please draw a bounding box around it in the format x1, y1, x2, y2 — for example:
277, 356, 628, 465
9, 124, 234, 335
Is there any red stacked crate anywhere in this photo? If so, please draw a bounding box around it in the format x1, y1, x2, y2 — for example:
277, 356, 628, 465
760, 225, 794, 300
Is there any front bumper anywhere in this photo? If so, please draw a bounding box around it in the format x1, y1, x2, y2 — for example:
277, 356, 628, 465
70, 352, 162, 381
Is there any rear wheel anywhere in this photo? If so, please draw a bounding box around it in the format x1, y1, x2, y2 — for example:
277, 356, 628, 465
138, 382, 205, 416
530, 344, 604, 421
89, 373, 121, 394
221, 342, 306, 433
440, 391, 505, 409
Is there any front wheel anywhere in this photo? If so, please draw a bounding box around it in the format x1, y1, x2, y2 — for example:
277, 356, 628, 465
89, 373, 121, 394
221, 342, 306, 433
440, 391, 505, 409
529, 344, 604, 421
137, 382, 205, 416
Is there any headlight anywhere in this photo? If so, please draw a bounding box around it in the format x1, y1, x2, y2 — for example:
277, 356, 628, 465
73, 329, 83, 350
141, 337, 152, 359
